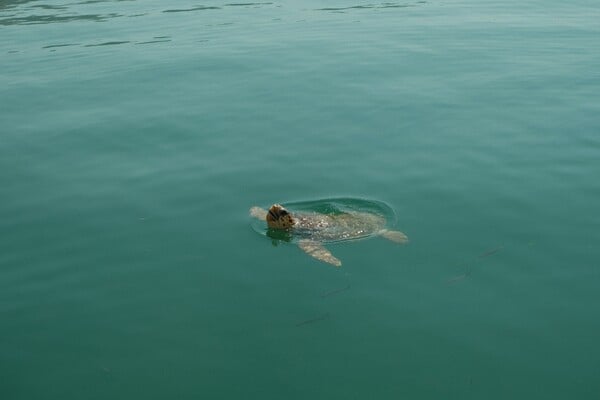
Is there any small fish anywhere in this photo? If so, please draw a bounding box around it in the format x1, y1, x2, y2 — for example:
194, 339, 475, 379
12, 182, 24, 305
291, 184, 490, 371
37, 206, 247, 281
446, 268, 471, 285
296, 313, 330, 327
446, 246, 504, 285
320, 284, 351, 298
478, 246, 503, 258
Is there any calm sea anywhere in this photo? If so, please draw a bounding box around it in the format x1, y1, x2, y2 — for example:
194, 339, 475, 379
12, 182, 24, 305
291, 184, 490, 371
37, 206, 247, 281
2, 0, 599, 398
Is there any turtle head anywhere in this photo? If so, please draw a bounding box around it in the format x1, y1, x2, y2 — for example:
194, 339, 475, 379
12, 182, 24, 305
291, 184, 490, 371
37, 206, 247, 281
266, 204, 295, 229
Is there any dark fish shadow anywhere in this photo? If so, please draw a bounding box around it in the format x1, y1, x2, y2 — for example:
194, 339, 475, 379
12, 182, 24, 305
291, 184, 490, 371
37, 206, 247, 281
295, 313, 330, 327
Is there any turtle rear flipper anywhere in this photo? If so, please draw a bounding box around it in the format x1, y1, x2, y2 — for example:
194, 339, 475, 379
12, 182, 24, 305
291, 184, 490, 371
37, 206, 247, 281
299, 240, 342, 267
380, 229, 409, 244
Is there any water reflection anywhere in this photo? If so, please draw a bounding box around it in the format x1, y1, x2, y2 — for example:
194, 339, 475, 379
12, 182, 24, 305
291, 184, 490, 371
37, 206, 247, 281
266, 228, 293, 243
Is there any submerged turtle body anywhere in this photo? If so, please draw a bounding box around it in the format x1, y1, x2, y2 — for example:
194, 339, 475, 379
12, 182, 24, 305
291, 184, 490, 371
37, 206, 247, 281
291, 210, 387, 243
250, 198, 408, 267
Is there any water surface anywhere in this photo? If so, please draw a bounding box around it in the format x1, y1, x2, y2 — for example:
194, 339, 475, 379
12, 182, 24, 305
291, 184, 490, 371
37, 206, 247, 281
1, 0, 600, 399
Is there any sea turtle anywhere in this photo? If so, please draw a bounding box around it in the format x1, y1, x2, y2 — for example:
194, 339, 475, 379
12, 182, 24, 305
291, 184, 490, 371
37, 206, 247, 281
249, 201, 408, 267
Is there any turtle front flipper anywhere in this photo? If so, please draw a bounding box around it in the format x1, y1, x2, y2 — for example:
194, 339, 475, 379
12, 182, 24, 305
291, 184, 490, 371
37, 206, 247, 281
379, 229, 409, 244
249, 206, 268, 220
299, 240, 342, 267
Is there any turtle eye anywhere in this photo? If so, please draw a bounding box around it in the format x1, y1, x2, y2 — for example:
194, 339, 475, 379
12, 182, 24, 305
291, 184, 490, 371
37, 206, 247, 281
280, 210, 289, 216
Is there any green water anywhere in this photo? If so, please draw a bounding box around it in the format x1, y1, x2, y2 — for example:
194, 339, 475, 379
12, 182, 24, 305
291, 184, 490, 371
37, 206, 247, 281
2, 0, 600, 398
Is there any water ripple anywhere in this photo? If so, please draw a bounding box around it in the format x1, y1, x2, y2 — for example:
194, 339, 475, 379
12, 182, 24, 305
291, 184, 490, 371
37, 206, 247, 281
161, 3, 275, 13
0, 0, 124, 25
42, 43, 81, 49
0, 12, 120, 25
84, 40, 130, 47
316, 1, 424, 12
162, 6, 221, 13
225, 2, 274, 6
